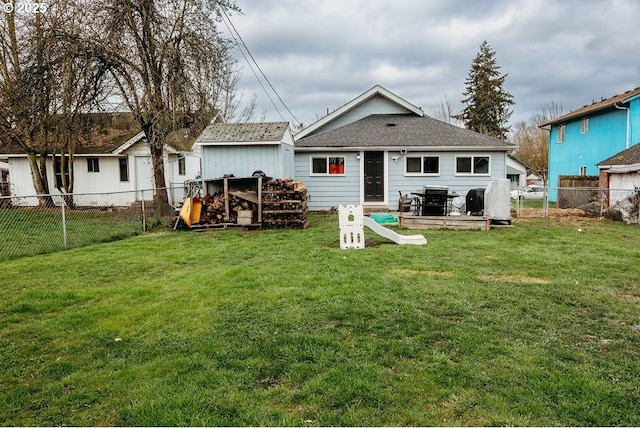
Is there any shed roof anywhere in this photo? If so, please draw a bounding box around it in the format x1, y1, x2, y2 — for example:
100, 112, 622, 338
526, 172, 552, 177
597, 143, 640, 168
295, 114, 513, 150
541, 87, 640, 127
196, 122, 290, 144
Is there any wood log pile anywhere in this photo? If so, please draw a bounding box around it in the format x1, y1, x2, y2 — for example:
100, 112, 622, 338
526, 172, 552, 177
262, 178, 308, 229
200, 191, 258, 225
182, 177, 308, 229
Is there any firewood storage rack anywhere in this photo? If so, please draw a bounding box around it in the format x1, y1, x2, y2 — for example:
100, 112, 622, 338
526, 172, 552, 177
183, 176, 308, 230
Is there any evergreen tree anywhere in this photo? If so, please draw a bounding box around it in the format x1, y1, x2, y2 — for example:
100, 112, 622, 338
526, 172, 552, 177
456, 40, 514, 140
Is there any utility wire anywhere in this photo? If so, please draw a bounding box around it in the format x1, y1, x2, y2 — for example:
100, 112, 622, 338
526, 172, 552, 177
221, 9, 302, 128
220, 13, 286, 123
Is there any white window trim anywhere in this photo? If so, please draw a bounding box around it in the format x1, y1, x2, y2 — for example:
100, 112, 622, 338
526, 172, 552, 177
454, 155, 491, 176
404, 155, 440, 176
581, 117, 589, 134
309, 155, 346, 177
557, 124, 566, 143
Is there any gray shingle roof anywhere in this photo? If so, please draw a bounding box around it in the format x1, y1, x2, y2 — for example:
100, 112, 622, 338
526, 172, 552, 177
597, 143, 640, 166
295, 114, 513, 149
196, 122, 290, 143
541, 87, 640, 127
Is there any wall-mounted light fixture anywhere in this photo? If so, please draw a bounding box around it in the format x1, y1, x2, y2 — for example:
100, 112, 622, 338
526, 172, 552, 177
391, 155, 400, 163
356, 154, 361, 160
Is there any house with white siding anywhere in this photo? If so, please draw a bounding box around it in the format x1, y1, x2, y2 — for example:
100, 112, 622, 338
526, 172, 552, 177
0, 129, 199, 207
294, 85, 516, 211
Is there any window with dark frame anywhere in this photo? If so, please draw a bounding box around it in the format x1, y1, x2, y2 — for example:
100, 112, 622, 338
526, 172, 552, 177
178, 156, 186, 176
87, 157, 100, 173
119, 158, 129, 182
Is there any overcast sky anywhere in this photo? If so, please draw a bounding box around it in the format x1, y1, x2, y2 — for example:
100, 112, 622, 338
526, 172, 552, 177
223, 0, 640, 132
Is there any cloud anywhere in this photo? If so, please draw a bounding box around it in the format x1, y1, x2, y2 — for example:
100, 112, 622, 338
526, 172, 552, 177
227, 0, 640, 130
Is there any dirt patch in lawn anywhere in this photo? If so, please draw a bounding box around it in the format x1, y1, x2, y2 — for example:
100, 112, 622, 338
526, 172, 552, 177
389, 268, 454, 277
477, 274, 550, 284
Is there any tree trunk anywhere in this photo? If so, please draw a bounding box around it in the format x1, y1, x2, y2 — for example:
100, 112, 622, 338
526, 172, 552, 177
26, 151, 53, 206
149, 142, 171, 215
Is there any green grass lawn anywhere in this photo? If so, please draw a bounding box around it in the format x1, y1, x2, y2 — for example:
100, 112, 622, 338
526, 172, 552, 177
1, 214, 639, 426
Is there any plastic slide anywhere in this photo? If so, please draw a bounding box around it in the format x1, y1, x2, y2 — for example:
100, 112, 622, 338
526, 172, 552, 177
362, 216, 427, 245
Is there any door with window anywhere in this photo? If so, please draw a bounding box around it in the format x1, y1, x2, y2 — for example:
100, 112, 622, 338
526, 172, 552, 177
364, 151, 384, 202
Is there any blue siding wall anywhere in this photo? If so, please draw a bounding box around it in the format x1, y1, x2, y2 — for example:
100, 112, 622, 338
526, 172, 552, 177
387, 151, 507, 203
294, 152, 361, 210
201, 144, 293, 179
296, 150, 507, 210
548, 108, 628, 199
311, 95, 413, 135
630, 98, 640, 147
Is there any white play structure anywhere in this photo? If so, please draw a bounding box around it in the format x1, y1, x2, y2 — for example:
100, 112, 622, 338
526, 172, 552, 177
338, 204, 427, 249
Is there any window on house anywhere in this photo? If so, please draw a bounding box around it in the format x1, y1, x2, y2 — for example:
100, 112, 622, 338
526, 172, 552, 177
87, 157, 100, 173
581, 117, 589, 134
455, 156, 490, 175
311, 156, 345, 175
119, 158, 129, 182
55, 156, 71, 188
579, 166, 587, 176
558, 124, 566, 143
405, 156, 439, 175
178, 156, 186, 176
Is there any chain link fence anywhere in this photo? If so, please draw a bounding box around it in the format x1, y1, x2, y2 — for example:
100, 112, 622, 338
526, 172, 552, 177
0, 187, 185, 261
511, 186, 640, 223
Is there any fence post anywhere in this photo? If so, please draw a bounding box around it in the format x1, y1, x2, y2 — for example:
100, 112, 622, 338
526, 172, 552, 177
61, 198, 68, 249
141, 190, 147, 232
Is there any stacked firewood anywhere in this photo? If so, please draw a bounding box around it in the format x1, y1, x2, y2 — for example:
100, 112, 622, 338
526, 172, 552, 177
262, 179, 308, 229
200, 192, 257, 224
264, 178, 298, 192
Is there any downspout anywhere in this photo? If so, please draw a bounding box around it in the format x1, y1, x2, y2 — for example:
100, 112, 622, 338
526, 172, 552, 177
614, 102, 631, 149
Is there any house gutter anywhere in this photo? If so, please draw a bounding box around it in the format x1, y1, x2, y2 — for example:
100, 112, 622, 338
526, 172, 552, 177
614, 102, 631, 149
294, 146, 512, 152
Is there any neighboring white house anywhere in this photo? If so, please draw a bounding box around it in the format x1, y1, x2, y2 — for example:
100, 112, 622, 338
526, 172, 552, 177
194, 121, 294, 179
294, 85, 517, 211
1, 131, 200, 207
0, 160, 9, 196
506, 155, 527, 188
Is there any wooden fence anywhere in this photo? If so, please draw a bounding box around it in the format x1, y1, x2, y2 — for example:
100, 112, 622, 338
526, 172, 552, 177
557, 176, 600, 208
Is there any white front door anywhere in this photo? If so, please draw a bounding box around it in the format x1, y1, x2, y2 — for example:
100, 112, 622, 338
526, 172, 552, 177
135, 156, 154, 201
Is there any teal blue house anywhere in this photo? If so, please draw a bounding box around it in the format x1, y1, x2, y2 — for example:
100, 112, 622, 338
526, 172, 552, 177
543, 87, 640, 199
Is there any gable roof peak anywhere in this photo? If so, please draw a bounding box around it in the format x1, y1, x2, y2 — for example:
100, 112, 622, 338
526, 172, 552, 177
295, 85, 424, 139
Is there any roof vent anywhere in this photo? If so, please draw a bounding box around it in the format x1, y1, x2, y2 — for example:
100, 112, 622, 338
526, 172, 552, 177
386, 122, 396, 127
